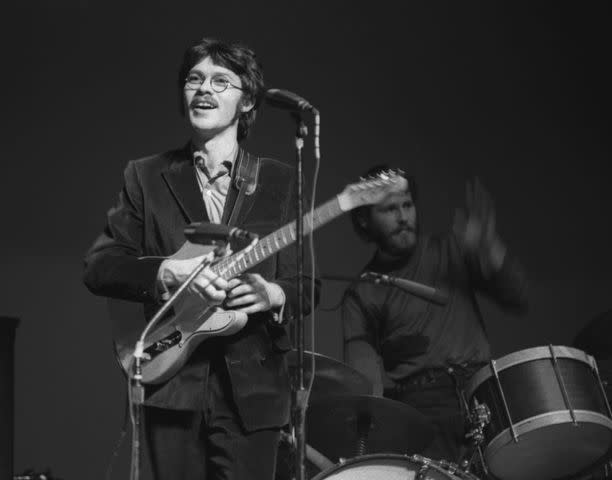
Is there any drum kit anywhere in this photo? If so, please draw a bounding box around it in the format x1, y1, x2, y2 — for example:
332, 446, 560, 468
279, 346, 612, 480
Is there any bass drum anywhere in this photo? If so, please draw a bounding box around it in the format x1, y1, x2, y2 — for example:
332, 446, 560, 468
465, 345, 612, 480
311, 454, 480, 480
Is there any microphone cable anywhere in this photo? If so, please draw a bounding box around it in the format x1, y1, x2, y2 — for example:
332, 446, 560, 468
304, 110, 320, 403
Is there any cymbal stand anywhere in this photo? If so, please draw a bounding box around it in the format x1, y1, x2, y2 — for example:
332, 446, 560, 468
355, 413, 373, 457
461, 397, 490, 477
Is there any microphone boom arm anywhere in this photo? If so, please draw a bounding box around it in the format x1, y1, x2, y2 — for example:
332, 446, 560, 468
361, 272, 448, 306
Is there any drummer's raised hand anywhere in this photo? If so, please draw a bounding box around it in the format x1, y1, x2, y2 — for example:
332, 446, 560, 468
453, 177, 507, 277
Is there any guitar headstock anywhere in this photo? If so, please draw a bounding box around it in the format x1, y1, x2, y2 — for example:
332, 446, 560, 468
337, 169, 408, 212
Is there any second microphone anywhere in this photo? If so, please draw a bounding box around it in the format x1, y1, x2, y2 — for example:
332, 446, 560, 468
184, 222, 258, 245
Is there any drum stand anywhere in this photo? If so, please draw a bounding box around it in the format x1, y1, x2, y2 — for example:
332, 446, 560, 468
460, 397, 491, 478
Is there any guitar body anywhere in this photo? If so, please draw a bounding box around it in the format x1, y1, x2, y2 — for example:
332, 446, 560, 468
108, 171, 407, 385
110, 242, 247, 385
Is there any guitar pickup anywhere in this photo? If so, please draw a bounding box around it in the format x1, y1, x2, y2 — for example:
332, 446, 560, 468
144, 330, 183, 357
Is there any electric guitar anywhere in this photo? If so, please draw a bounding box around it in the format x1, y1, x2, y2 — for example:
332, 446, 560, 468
110, 171, 407, 385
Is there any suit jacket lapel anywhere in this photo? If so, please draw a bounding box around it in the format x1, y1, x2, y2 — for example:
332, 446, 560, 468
161, 146, 209, 223
221, 148, 245, 225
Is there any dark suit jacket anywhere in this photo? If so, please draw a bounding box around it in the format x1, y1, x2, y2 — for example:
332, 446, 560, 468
83, 144, 319, 431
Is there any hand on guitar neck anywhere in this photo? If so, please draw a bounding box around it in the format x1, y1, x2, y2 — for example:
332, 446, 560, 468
159, 253, 285, 316
159, 254, 229, 306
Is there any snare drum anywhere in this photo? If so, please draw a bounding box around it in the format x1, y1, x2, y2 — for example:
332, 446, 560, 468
311, 453, 480, 480
465, 345, 612, 480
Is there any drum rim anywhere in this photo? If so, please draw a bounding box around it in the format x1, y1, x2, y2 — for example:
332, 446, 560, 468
484, 410, 612, 476
464, 345, 597, 396
309, 453, 452, 479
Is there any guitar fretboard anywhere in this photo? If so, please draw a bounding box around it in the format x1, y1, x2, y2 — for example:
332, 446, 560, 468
212, 196, 343, 279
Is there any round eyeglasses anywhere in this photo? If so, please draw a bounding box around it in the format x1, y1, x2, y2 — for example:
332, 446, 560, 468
184, 74, 244, 93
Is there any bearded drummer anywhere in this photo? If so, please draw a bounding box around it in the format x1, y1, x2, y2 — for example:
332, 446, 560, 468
341, 166, 529, 463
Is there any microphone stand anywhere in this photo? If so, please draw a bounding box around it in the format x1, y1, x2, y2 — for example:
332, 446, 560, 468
291, 111, 308, 480
129, 243, 226, 480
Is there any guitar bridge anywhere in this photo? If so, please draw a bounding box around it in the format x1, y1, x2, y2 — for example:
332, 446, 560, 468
144, 330, 182, 358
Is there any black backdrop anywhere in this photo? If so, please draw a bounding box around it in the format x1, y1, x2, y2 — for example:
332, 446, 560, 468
1, 2, 610, 478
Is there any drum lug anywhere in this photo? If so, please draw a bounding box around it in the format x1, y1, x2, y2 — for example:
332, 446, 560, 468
591, 356, 612, 418
549, 344, 578, 425
490, 358, 519, 442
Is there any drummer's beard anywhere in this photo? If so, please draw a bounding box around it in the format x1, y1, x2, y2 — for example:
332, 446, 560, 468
374, 224, 419, 258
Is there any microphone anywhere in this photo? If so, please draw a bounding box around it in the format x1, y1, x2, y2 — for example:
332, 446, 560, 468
265, 88, 316, 112
184, 222, 258, 245
361, 272, 448, 306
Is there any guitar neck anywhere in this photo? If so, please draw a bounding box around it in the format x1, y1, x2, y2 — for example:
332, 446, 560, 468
212, 196, 343, 279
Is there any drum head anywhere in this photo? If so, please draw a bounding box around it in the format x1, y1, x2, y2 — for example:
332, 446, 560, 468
465, 346, 596, 397
310, 454, 474, 480
486, 419, 612, 480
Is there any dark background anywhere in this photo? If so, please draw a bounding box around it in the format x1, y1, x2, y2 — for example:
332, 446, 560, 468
1, 1, 610, 478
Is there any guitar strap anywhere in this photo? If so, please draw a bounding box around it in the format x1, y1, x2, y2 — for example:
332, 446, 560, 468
225, 149, 260, 227
221, 149, 260, 226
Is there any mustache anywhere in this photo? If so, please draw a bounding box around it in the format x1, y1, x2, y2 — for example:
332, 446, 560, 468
190, 95, 219, 108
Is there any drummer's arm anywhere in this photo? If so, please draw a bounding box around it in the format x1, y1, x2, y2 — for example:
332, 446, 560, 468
472, 248, 529, 311
452, 233, 528, 312
451, 178, 528, 312
342, 291, 388, 396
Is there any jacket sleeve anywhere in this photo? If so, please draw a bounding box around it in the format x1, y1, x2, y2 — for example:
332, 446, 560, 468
83, 160, 164, 303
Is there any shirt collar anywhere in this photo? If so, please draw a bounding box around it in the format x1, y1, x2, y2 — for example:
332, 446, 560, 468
192, 146, 237, 181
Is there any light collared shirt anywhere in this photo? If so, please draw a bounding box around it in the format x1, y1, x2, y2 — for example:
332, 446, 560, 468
193, 154, 234, 224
